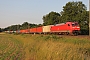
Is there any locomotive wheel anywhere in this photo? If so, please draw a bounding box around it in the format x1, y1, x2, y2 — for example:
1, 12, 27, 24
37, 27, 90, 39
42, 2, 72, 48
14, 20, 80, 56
72, 31, 78, 36
74, 32, 78, 36
66, 32, 69, 35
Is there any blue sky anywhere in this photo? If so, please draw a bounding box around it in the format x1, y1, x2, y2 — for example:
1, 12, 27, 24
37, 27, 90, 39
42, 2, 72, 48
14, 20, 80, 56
0, 0, 89, 28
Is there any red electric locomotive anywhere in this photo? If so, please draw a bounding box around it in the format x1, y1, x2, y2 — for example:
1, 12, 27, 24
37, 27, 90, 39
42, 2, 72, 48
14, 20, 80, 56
50, 22, 80, 35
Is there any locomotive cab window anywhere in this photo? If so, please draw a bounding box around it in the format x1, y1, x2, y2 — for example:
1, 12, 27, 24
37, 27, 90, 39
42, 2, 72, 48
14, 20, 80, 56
72, 23, 79, 26
68, 24, 70, 26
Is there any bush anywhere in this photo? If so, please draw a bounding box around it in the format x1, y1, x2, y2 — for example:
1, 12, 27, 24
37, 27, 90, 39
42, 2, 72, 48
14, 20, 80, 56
80, 29, 89, 35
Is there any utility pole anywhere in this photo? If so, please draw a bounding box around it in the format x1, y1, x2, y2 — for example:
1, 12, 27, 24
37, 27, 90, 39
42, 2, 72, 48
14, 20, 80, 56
28, 23, 30, 33
17, 24, 19, 33
89, 0, 90, 36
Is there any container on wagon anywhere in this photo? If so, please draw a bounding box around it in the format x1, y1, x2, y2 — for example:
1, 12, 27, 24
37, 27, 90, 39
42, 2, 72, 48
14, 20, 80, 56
30, 28, 37, 33
25, 29, 30, 33
43, 25, 52, 33
20, 30, 26, 33
36, 27, 43, 33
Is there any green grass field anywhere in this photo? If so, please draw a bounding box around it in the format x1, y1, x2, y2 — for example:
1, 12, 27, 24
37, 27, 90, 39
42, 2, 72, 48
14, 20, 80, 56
0, 33, 90, 60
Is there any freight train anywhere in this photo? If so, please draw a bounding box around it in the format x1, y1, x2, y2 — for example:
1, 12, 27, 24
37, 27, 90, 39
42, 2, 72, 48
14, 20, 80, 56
6, 22, 80, 35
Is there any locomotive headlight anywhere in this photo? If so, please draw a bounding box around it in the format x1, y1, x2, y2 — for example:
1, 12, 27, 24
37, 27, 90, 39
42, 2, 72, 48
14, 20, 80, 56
76, 27, 80, 28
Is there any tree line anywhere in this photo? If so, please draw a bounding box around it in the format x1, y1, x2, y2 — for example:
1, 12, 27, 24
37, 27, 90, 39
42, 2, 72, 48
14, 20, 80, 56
2, 22, 42, 31
43, 1, 89, 35
1, 1, 89, 35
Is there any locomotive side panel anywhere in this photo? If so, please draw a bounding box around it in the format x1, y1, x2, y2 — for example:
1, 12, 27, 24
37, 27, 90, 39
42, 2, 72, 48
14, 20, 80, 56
50, 23, 70, 33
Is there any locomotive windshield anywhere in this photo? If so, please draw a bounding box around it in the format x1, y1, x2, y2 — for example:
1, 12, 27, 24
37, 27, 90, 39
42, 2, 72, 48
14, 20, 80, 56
72, 23, 79, 26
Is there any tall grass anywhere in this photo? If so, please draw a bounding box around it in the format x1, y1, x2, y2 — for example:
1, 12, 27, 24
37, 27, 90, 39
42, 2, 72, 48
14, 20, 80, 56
15, 34, 90, 60
0, 34, 25, 60
0, 34, 90, 60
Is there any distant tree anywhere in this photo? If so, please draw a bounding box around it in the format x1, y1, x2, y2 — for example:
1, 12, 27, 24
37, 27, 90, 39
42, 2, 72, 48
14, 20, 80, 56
3, 22, 39, 31
21, 22, 29, 29
60, 1, 89, 35
29, 23, 37, 28
61, 1, 87, 22
21, 22, 38, 29
43, 11, 61, 25
37, 24, 43, 27
3, 24, 21, 31
3, 27, 9, 31
0, 28, 2, 32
